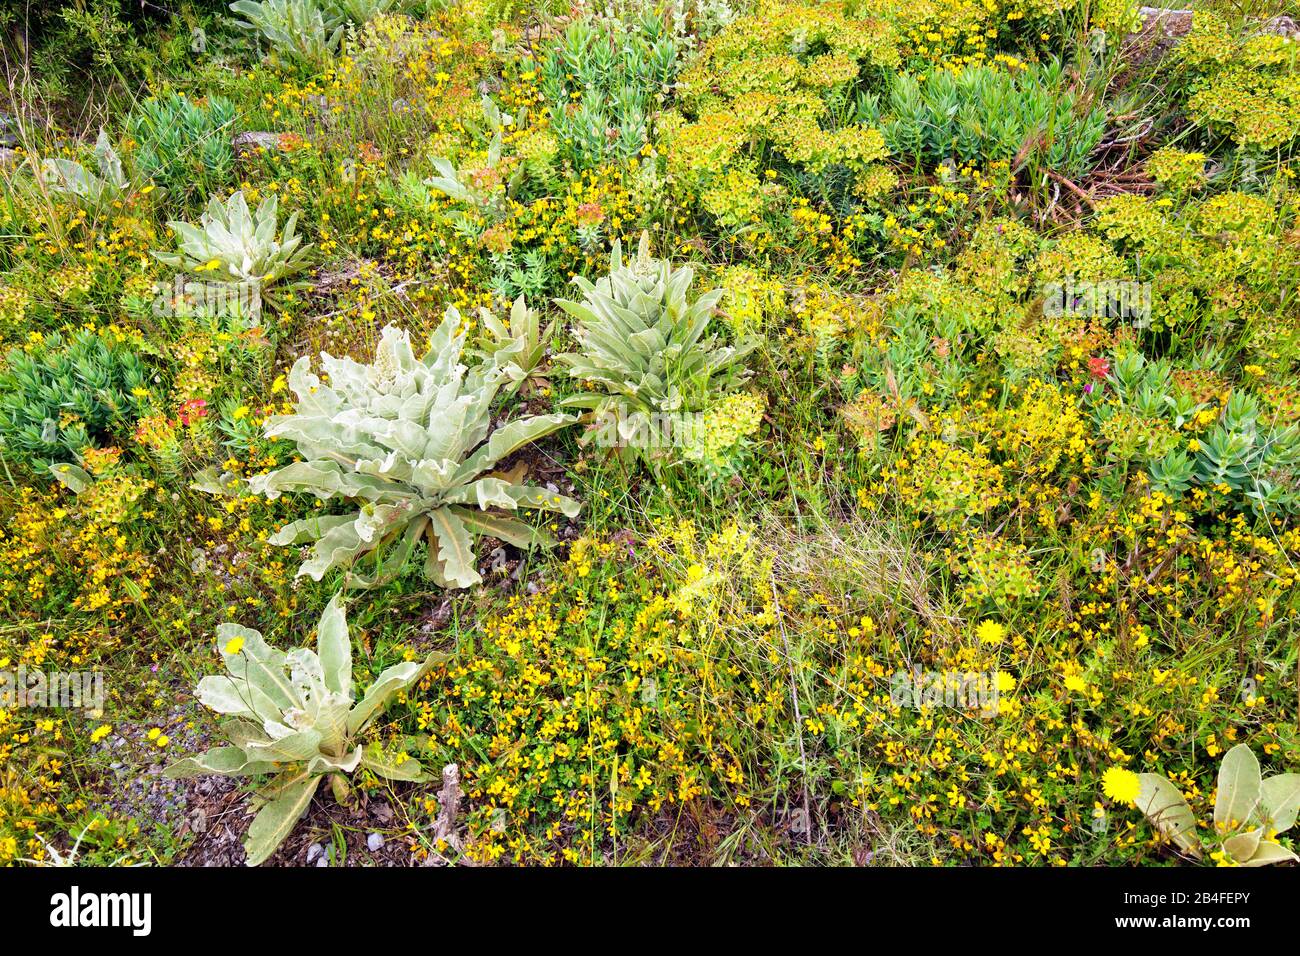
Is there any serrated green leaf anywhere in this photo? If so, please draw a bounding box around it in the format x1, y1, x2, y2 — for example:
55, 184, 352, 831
451, 506, 553, 549
428, 507, 480, 588
165, 746, 276, 779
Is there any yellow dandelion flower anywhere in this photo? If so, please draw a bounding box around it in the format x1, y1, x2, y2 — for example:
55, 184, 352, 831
1101, 767, 1141, 805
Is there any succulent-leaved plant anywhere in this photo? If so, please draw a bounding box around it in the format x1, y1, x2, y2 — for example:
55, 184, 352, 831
554, 232, 757, 416
424, 109, 516, 215
166, 594, 443, 865
38, 129, 132, 207
204, 309, 579, 588
553, 232, 758, 462
470, 294, 555, 397
1136, 744, 1300, 865
154, 189, 314, 294
229, 0, 345, 69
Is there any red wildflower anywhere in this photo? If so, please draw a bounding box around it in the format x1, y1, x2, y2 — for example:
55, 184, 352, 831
178, 398, 208, 426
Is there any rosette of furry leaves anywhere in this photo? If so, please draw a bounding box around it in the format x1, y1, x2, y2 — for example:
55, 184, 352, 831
229, 0, 345, 70
235, 309, 579, 588
1136, 744, 1300, 865
470, 294, 555, 398
166, 594, 445, 865
554, 232, 758, 462
154, 189, 314, 297
38, 129, 132, 208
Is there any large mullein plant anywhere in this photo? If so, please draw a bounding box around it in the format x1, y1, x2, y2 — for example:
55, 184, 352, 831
554, 232, 759, 463
154, 189, 315, 297
167, 594, 443, 865
200, 308, 579, 588
1135, 744, 1300, 866
37, 129, 133, 208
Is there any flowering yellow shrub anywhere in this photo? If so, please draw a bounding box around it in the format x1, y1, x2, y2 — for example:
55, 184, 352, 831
1177, 14, 1300, 150
874, 435, 1006, 521
663, 1, 895, 244
0, 487, 156, 620
1146, 147, 1208, 195
854, 0, 1138, 69
717, 265, 788, 337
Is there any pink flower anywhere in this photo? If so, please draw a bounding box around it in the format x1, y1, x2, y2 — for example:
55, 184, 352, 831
178, 399, 208, 427
575, 202, 605, 227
